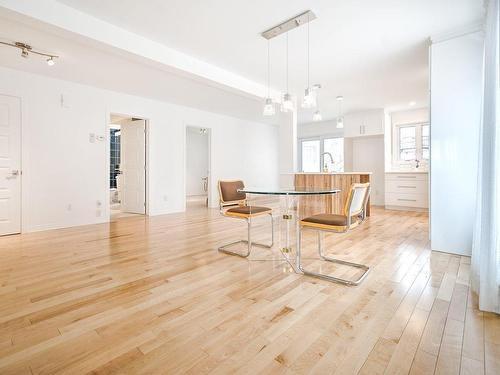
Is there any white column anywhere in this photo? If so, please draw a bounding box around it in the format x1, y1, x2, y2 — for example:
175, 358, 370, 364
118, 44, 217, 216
430, 30, 484, 255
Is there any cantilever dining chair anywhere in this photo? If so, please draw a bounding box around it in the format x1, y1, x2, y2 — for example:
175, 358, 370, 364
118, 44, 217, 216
218, 180, 274, 257
297, 182, 371, 285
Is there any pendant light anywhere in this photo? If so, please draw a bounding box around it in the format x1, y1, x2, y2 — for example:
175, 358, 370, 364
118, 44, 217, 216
336, 96, 344, 128
281, 32, 294, 112
302, 12, 317, 109
263, 40, 275, 116
313, 86, 322, 121
313, 110, 322, 122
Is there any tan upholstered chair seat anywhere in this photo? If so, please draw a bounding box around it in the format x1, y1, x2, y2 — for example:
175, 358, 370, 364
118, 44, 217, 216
226, 206, 271, 216
301, 214, 348, 226
301, 213, 361, 228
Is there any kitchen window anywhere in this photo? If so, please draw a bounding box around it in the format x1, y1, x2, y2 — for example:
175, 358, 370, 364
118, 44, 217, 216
299, 136, 344, 173
394, 122, 429, 165
301, 139, 321, 172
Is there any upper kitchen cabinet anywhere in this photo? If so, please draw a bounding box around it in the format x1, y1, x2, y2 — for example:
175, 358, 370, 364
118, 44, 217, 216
343, 109, 385, 138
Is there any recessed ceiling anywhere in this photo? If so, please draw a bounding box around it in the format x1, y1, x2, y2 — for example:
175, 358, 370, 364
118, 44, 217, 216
55, 0, 485, 123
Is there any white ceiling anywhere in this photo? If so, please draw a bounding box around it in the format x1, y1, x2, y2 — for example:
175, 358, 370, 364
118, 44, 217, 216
0, 11, 285, 125
0, 1, 485, 125
54, 0, 485, 123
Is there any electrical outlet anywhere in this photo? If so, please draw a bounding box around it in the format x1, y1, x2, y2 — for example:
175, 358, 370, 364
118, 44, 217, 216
96, 209, 102, 217
163, 195, 168, 202
89, 133, 96, 143
67, 204, 72, 211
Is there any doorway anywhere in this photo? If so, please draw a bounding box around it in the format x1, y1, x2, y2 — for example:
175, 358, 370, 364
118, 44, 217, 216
109, 114, 147, 220
185, 126, 210, 210
0, 95, 21, 235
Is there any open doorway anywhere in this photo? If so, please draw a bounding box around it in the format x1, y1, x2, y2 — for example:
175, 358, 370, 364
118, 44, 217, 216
109, 114, 147, 220
186, 126, 210, 210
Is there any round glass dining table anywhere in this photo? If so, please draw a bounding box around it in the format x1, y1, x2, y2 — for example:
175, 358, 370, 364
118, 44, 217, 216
238, 187, 340, 271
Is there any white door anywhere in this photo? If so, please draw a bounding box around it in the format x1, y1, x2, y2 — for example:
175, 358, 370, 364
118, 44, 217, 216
0, 95, 21, 235
120, 119, 146, 214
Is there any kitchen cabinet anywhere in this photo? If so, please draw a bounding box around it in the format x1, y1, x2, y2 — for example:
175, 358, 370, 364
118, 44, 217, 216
385, 172, 428, 210
343, 109, 385, 138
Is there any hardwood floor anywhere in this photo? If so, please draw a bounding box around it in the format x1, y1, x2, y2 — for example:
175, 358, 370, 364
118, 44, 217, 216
0, 207, 499, 374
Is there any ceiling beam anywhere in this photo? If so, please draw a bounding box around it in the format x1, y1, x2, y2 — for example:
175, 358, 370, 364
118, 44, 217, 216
0, 0, 281, 101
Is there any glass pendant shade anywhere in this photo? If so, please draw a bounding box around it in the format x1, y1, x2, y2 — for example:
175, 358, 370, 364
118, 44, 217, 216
313, 110, 322, 122
281, 93, 294, 112
336, 116, 344, 128
302, 87, 317, 108
263, 98, 275, 116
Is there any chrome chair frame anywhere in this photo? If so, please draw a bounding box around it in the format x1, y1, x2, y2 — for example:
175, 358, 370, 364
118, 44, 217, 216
296, 183, 371, 286
218, 209, 274, 257
217, 180, 274, 258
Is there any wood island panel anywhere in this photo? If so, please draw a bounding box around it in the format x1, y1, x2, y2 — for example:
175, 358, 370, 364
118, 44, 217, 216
294, 173, 371, 218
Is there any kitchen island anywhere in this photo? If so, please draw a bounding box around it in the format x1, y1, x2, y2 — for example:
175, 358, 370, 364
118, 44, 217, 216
294, 172, 372, 217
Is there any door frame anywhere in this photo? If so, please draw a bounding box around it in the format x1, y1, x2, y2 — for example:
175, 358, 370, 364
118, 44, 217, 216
105, 112, 149, 221
183, 124, 212, 210
0, 93, 22, 235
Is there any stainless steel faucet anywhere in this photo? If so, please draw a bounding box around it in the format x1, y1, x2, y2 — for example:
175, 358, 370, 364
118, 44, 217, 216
321, 152, 334, 172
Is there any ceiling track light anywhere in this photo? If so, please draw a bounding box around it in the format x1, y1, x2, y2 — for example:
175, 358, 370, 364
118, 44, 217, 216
261, 10, 316, 40
261, 10, 317, 115
0, 41, 59, 66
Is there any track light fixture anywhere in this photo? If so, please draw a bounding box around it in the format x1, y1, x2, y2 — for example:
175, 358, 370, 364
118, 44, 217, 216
261, 11, 319, 119
0, 41, 59, 66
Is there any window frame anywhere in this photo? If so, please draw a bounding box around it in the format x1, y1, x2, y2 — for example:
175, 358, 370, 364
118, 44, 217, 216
392, 121, 429, 167
298, 135, 345, 173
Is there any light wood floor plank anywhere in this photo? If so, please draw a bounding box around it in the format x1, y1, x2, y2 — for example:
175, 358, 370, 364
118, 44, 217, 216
0, 206, 497, 374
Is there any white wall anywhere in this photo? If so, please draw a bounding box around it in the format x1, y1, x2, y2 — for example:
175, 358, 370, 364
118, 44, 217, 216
186, 128, 208, 196
0, 66, 279, 232
430, 31, 483, 255
350, 136, 385, 206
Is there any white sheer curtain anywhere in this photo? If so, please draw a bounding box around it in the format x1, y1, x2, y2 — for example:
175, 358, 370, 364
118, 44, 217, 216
471, 0, 500, 314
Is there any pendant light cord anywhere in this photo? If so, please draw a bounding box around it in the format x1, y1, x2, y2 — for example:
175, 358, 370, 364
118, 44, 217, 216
286, 32, 289, 94
267, 40, 270, 98
307, 12, 310, 88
